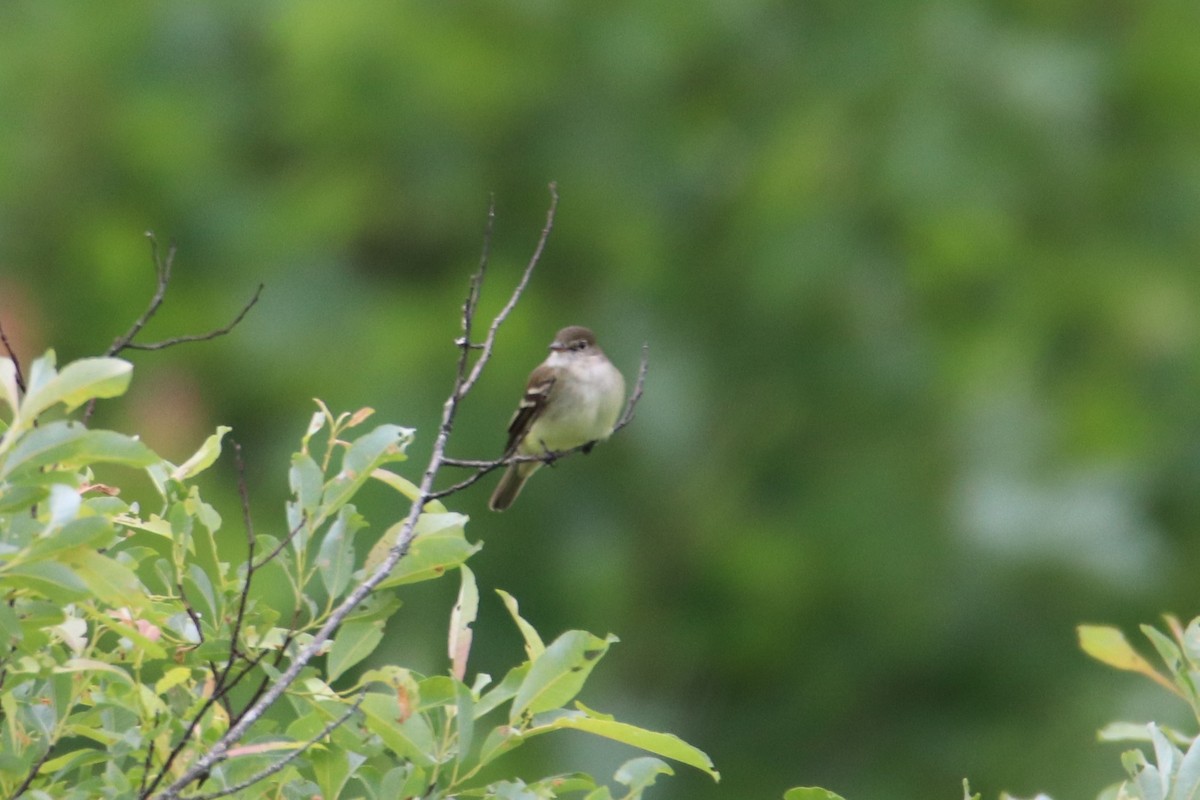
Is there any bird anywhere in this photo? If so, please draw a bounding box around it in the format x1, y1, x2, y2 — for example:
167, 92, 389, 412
488, 326, 625, 511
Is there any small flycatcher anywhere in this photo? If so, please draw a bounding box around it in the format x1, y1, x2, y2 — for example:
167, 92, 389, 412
489, 326, 626, 511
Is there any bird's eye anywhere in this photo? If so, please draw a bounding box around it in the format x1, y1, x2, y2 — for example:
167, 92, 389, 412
572, 340, 587, 351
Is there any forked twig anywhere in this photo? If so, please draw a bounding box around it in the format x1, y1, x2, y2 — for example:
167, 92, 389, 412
85, 233, 262, 422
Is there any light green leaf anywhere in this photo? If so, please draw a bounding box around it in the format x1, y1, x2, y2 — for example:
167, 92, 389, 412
360, 691, 435, 766
615, 757, 674, 794
319, 425, 413, 525
23, 516, 112, 561
155, 667, 194, 695
477, 725, 526, 769
450, 566, 478, 682
20, 355, 133, 418
497, 589, 545, 661
328, 620, 384, 683
171, 426, 231, 481
70, 549, 146, 609
371, 512, 479, 588
370, 467, 424, 503
475, 664, 530, 720
510, 630, 617, 721
784, 789, 847, 800
455, 677, 475, 769
524, 709, 719, 781
0, 561, 89, 600
0, 356, 19, 414
290, 452, 324, 515
1174, 731, 1200, 799
311, 747, 367, 800
0, 422, 156, 479
53, 658, 134, 685
318, 505, 365, 600
1078, 625, 1179, 695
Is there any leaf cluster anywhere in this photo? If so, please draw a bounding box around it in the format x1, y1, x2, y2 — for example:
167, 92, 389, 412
0, 353, 715, 799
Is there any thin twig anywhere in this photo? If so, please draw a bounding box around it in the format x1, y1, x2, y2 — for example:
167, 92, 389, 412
179, 693, 366, 800
136, 713, 161, 797
613, 342, 649, 432
456, 182, 558, 401
124, 284, 263, 351
0, 317, 26, 394
106, 234, 176, 357
151, 183, 562, 800
453, 194, 496, 367
251, 514, 306, 571
10, 745, 55, 800
221, 442, 256, 689
85, 235, 262, 422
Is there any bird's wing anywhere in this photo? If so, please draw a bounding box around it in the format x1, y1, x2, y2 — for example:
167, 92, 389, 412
504, 365, 556, 454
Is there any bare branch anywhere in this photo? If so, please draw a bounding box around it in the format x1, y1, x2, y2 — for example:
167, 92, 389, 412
613, 342, 649, 433
86, 235, 262, 423
457, 182, 558, 400
124, 283, 263, 351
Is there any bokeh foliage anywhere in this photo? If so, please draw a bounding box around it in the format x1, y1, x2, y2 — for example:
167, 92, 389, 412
3, 2, 1200, 798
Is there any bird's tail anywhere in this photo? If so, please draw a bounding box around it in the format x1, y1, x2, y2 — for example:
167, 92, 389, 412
488, 462, 539, 512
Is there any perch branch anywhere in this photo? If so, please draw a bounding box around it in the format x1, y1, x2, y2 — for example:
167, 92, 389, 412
151, 183, 561, 800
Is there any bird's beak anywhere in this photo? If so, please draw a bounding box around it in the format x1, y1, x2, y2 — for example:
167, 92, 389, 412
549, 342, 566, 352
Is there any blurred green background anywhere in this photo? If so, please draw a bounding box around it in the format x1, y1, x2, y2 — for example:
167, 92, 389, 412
3, 2, 1200, 797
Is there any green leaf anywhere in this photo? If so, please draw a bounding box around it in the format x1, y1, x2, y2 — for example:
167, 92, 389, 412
524, 709, 719, 781
0, 483, 49, 513
319, 425, 413, 525
53, 658, 134, 685
615, 757, 674, 795
317, 505, 365, 600
455, 677, 476, 769
0, 561, 89, 600
171, 426, 231, 481
289, 452, 324, 515
70, 550, 146, 609
0, 422, 156, 480
20, 355, 133, 418
360, 691, 435, 766
510, 631, 617, 721
23, 516, 112, 562
1173, 732, 1200, 799
475, 664, 530, 720
1078, 625, 1179, 695
784, 789, 847, 800
372, 512, 479, 588
0, 356, 19, 414
328, 620, 385, 683
1142, 624, 1185, 674
476, 725, 526, 769
497, 589, 545, 661
450, 566, 478, 682
370, 467, 423, 502
311, 747, 367, 800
